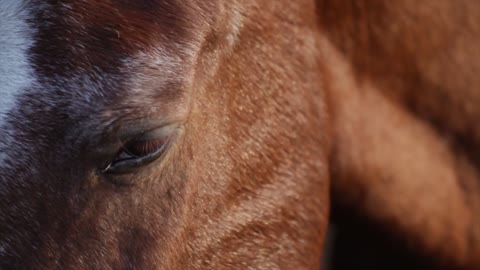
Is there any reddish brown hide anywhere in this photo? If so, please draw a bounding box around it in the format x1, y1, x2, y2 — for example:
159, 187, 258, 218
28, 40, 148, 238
318, 1, 480, 269
0, 0, 328, 269
1, 0, 480, 269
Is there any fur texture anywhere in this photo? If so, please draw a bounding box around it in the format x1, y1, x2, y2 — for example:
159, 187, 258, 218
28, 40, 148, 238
317, 1, 480, 269
0, 1, 35, 163
1, 0, 479, 269
0, 0, 328, 269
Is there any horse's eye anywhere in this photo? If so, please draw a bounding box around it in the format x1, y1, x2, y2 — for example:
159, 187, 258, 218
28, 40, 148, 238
100, 124, 179, 175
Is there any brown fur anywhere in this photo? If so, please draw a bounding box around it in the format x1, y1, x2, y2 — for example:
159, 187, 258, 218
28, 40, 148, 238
317, 1, 480, 268
0, 0, 329, 269
2, 0, 480, 269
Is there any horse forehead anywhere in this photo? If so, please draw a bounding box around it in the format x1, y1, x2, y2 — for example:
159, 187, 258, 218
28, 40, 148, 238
28, 0, 196, 83
27, 1, 198, 111
20, 1, 199, 104
0, 0, 202, 165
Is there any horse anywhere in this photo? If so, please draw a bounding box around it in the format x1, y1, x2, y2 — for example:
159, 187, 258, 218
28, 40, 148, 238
0, 0, 328, 269
0, 0, 479, 269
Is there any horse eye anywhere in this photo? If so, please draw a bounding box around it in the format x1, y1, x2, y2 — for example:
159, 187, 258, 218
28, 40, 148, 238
100, 124, 179, 175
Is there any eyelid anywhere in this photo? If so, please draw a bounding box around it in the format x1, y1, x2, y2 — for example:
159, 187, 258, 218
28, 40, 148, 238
99, 123, 181, 175
130, 123, 180, 142
101, 140, 169, 174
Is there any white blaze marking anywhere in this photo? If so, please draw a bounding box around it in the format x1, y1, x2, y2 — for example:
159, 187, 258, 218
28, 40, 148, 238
0, 1, 35, 161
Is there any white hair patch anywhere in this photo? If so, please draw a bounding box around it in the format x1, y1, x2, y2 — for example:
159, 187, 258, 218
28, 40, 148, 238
0, 0, 35, 162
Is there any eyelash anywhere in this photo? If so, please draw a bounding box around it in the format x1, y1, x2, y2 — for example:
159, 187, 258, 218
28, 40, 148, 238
120, 136, 168, 160
99, 127, 178, 175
